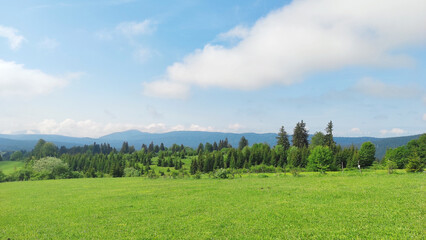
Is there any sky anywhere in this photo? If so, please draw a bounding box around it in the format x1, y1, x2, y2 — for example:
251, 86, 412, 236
0, 0, 425, 138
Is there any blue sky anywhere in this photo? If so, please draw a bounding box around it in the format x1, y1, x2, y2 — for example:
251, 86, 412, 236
0, 0, 425, 138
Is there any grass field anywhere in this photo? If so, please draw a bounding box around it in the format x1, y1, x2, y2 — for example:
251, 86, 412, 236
0, 172, 424, 239
0, 161, 25, 174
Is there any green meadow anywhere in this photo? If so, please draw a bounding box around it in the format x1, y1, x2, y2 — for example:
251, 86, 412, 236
0, 161, 24, 175
0, 172, 424, 239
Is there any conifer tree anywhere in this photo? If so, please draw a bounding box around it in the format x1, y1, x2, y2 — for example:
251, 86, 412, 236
324, 121, 336, 149
238, 136, 249, 150
276, 126, 290, 151
292, 120, 309, 148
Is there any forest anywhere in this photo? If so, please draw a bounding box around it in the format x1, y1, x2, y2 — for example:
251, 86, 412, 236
0, 121, 424, 182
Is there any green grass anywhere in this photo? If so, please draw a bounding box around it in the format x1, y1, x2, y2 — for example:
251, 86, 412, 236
0, 161, 25, 174
0, 173, 424, 239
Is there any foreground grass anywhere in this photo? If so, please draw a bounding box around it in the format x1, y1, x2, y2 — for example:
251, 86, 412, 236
0, 173, 424, 239
0, 161, 24, 174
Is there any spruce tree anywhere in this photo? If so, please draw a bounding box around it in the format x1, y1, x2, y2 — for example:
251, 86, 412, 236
292, 120, 309, 148
276, 126, 290, 151
324, 121, 336, 149
238, 136, 248, 150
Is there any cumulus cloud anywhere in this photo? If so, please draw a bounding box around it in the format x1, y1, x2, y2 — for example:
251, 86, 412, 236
145, 0, 426, 99
0, 25, 25, 49
380, 128, 406, 135
354, 77, 422, 98
217, 25, 249, 41
0, 59, 68, 97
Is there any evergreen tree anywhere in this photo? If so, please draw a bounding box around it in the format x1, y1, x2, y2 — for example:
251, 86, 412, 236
141, 144, 148, 152
197, 143, 204, 154
120, 142, 129, 153
276, 126, 290, 151
148, 142, 154, 152
292, 120, 309, 148
213, 142, 218, 151
238, 136, 249, 150
324, 121, 336, 150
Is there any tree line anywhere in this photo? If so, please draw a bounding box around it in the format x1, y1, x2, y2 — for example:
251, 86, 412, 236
0, 121, 424, 182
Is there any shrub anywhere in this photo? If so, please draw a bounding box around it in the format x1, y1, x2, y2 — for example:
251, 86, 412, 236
250, 164, 276, 173
8, 168, 33, 181
406, 154, 424, 173
213, 168, 230, 179
290, 167, 300, 177
147, 170, 159, 179
0, 170, 5, 182
386, 160, 398, 174
33, 157, 69, 179
124, 167, 140, 177
194, 171, 201, 179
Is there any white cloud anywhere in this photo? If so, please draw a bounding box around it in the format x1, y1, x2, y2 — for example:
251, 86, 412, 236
228, 123, 244, 131
350, 128, 361, 133
116, 20, 155, 36
143, 80, 190, 100
38, 37, 59, 50
217, 25, 249, 41
380, 128, 406, 135
0, 59, 68, 97
354, 77, 422, 98
31, 119, 224, 137
145, 0, 426, 98
0, 25, 25, 49
423, 113, 426, 121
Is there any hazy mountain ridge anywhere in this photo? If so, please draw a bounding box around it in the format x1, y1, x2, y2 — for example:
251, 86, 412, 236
0, 131, 422, 159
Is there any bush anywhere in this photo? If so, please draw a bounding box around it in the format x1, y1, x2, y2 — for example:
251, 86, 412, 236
33, 157, 69, 179
7, 168, 33, 181
250, 164, 276, 173
0, 170, 5, 182
406, 154, 424, 173
386, 160, 397, 174
371, 161, 385, 170
147, 170, 159, 179
290, 167, 300, 177
194, 171, 201, 179
213, 168, 230, 179
124, 167, 140, 177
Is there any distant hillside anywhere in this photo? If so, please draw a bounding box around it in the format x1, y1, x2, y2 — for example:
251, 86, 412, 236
0, 131, 423, 159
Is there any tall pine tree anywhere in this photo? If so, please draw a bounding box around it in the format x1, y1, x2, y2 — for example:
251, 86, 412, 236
324, 121, 336, 149
292, 120, 309, 148
276, 126, 290, 151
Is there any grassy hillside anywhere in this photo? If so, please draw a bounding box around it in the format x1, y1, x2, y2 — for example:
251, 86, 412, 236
0, 161, 25, 175
0, 172, 424, 239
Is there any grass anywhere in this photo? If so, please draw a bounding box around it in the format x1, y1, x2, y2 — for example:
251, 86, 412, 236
0, 172, 424, 239
0, 161, 25, 174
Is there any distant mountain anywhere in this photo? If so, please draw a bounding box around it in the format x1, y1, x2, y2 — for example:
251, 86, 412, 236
0, 131, 423, 159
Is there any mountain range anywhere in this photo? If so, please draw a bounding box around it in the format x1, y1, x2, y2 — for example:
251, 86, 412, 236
0, 130, 422, 159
